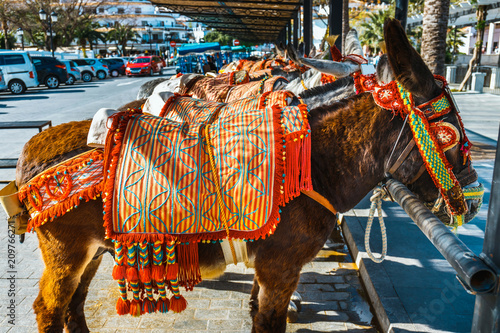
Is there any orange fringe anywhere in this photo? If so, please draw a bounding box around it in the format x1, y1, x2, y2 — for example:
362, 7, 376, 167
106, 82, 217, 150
177, 243, 201, 291
169, 295, 188, 313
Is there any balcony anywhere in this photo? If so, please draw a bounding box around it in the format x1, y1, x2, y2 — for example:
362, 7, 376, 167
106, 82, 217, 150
141, 39, 165, 44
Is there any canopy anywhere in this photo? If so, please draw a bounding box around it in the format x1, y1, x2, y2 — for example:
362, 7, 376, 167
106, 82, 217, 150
231, 46, 247, 52
177, 42, 221, 56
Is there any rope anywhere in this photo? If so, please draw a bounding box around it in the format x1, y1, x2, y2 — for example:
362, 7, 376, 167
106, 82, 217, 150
204, 124, 238, 265
364, 186, 388, 263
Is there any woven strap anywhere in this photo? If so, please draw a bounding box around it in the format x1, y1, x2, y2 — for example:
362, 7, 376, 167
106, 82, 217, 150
301, 190, 337, 215
204, 124, 238, 265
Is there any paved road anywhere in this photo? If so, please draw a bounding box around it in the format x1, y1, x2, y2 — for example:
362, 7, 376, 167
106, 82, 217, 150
0, 70, 377, 332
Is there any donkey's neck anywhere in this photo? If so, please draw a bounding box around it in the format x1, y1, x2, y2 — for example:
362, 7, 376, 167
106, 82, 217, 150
309, 93, 406, 213
300, 76, 355, 110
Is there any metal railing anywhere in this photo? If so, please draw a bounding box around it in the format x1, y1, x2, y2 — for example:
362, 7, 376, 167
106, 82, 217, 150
384, 127, 500, 332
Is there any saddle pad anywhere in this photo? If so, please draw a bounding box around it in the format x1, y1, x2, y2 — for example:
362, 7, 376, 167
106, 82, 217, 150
225, 76, 288, 103
181, 71, 250, 102
104, 91, 311, 242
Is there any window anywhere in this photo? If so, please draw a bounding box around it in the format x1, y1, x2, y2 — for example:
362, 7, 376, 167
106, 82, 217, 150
142, 21, 148, 26
160, 21, 164, 27
32, 59, 42, 66
117, 8, 125, 14
98, 7, 104, 13
1, 54, 26, 65
152, 34, 159, 40
135, 8, 141, 14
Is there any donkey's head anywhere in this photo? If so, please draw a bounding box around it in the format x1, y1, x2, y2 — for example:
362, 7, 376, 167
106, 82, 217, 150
383, 19, 481, 225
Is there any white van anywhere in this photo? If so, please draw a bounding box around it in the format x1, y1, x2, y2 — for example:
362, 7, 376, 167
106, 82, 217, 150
0, 51, 39, 94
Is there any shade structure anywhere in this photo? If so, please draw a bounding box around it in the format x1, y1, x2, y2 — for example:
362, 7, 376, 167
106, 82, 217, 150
150, 0, 302, 43
177, 42, 221, 55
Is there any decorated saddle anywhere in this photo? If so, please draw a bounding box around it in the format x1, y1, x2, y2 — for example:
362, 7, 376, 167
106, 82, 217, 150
225, 76, 288, 102
180, 70, 250, 102
101, 90, 311, 316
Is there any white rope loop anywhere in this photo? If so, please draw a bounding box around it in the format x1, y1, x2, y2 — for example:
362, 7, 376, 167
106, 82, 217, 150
364, 187, 388, 263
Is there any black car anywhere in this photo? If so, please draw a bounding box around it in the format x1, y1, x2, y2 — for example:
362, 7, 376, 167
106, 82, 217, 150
100, 58, 126, 77
31, 56, 68, 89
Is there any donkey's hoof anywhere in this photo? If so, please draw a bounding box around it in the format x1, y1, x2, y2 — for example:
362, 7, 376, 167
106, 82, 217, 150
291, 291, 302, 312
287, 301, 299, 323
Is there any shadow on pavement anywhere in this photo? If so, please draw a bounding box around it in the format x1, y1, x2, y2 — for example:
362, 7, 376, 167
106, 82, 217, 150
1, 95, 49, 101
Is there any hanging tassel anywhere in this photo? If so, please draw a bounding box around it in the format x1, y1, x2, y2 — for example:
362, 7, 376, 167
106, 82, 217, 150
126, 242, 139, 281
138, 241, 151, 283
152, 240, 165, 281
177, 242, 201, 291
165, 240, 178, 280
112, 241, 126, 280
129, 280, 142, 317
156, 279, 170, 313
141, 298, 156, 314
169, 277, 188, 313
115, 279, 130, 315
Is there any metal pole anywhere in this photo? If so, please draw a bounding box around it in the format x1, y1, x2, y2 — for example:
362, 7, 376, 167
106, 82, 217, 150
303, 0, 312, 56
293, 11, 299, 49
472, 125, 500, 332
287, 21, 292, 46
395, 0, 409, 32
329, 0, 343, 52
49, 19, 54, 57
385, 178, 496, 294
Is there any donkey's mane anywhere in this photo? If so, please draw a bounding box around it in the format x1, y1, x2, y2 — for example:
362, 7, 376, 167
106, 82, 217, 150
299, 76, 352, 100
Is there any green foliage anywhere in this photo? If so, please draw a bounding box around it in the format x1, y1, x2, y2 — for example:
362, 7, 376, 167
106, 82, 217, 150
108, 23, 139, 56
446, 26, 466, 63
358, 10, 392, 52
0, 31, 16, 49
204, 30, 233, 46
407, 26, 423, 52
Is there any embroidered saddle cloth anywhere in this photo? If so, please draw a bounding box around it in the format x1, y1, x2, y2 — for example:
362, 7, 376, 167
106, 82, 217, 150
225, 76, 288, 102
181, 71, 250, 102
103, 91, 312, 316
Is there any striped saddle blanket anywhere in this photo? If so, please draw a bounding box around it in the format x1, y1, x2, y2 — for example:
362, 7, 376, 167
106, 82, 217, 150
102, 90, 312, 316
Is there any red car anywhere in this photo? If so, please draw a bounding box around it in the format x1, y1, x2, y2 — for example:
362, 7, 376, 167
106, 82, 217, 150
125, 56, 166, 76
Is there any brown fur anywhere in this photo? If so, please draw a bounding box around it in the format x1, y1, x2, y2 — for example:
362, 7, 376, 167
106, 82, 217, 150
17, 20, 477, 333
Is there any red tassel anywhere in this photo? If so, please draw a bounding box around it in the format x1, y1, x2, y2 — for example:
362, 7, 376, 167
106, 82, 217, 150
139, 267, 151, 284
169, 295, 188, 313
141, 299, 156, 314
156, 298, 170, 313
126, 266, 139, 282
130, 300, 142, 317
177, 243, 201, 290
112, 265, 126, 280
116, 298, 130, 315
152, 264, 166, 282
166, 263, 178, 280
330, 45, 342, 62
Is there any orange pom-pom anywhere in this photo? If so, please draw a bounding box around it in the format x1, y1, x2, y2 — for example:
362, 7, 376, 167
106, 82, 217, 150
166, 263, 178, 280
130, 300, 142, 317
169, 295, 187, 313
126, 266, 139, 282
116, 298, 130, 315
112, 265, 126, 280
152, 264, 165, 282
139, 267, 151, 283
141, 299, 156, 314
156, 297, 170, 313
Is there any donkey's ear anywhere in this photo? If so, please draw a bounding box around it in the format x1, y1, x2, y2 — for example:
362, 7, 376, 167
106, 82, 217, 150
384, 18, 439, 99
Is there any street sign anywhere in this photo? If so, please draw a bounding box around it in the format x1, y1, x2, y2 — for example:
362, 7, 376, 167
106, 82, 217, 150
233, 40, 240, 46
170, 41, 176, 47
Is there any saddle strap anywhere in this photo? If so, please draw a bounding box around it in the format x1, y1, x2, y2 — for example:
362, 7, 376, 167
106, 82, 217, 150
204, 124, 238, 265
301, 190, 337, 215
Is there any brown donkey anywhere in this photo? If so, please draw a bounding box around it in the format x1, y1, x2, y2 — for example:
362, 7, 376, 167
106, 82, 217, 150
15, 20, 478, 332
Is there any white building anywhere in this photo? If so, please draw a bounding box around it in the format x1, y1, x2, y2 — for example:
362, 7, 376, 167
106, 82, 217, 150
93, 0, 197, 56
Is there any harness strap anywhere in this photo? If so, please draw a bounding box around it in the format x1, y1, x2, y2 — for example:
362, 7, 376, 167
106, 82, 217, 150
301, 79, 308, 90
203, 124, 238, 265
387, 139, 416, 175
301, 190, 337, 215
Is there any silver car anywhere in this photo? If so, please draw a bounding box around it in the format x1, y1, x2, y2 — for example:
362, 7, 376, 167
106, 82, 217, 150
60, 59, 81, 85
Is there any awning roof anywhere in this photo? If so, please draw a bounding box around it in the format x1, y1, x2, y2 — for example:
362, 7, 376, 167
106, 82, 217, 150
177, 42, 221, 55
150, 0, 302, 42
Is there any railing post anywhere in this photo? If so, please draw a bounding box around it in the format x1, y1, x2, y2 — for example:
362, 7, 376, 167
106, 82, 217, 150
472, 126, 500, 332
303, 0, 312, 56
329, 0, 343, 52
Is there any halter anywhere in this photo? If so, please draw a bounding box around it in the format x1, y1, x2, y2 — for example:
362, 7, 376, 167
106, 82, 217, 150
355, 73, 471, 218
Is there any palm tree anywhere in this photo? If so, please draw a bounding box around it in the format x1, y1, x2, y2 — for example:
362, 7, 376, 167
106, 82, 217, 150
108, 23, 139, 56
359, 10, 391, 53
420, 0, 450, 75
75, 19, 103, 57
446, 26, 466, 63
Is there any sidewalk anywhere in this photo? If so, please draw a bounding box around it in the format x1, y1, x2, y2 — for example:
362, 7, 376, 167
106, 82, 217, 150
339, 92, 500, 332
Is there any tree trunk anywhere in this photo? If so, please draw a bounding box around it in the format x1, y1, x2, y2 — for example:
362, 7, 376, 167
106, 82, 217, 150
458, 5, 487, 91
341, 0, 349, 52
1, 17, 8, 49
421, 0, 450, 75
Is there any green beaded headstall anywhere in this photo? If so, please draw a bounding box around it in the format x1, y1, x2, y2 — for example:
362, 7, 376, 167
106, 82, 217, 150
369, 75, 470, 217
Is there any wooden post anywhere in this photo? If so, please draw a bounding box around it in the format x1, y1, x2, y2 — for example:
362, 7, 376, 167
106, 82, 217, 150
303, 0, 312, 55
329, 0, 343, 52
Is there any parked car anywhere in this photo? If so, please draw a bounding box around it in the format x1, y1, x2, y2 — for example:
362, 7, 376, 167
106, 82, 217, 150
125, 56, 166, 76
0, 50, 39, 94
100, 58, 125, 77
84, 58, 109, 80
60, 59, 81, 85
72, 59, 95, 82
0, 68, 7, 92
31, 56, 68, 89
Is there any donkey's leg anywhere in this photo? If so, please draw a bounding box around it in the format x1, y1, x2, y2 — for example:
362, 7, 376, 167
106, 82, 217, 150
249, 276, 260, 320
64, 255, 103, 333
33, 201, 108, 333
251, 264, 301, 333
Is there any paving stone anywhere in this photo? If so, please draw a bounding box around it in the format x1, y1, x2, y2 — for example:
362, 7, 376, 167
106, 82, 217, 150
194, 309, 229, 320
185, 298, 210, 309
172, 319, 208, 330
207, 319, 243, 330
310, 321, 348, 332
302, 291, 350, 301
210, 299, 243, 309
139, 316, 175, 329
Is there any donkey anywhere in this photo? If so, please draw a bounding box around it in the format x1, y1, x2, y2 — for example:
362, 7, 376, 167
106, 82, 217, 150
16, 20, 479, 332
